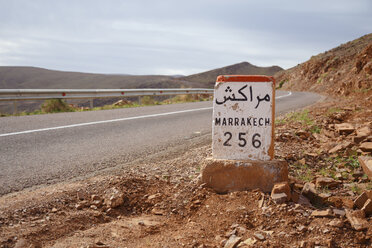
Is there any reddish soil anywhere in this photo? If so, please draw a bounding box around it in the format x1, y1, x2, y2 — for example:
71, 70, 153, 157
1, 33, 372, 248
0, 96, 371, 248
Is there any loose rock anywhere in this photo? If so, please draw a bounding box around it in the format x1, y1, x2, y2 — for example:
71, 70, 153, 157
104, 188, 124, 208
358, 156, 372, 178
271, 193, 288, 204
360, 142, 372, 152
332, 208, 346, 217
311, 209, 333, 217
354, 192, 369, 209
302, 182, 324, 206
335, 123, 354, 135
253, 232, 265, 241
328, 219, 344, 228
315, 177, 340, 189
237, 238, 256, 247
361, 199, 372, 216
271, 181, 291, 201
345, 209, 369, 231
224, 234, 241, 248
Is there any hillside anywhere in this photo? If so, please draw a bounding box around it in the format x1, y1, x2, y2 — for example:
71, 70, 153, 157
0, 62, 283, 90
0, 66, 195, 89
0, 62, 283, 113
275, 33, 372, 96
182, 62, 283, 88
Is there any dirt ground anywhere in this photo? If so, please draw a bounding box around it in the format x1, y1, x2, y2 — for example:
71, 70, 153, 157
0, 94, 372, 248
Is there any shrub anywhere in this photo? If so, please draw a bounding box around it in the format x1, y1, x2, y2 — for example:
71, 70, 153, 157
41, 99, 75, 113
278, 80, 286, 88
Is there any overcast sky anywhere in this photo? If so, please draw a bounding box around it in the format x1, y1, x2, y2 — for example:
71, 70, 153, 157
0, 0, 371, 75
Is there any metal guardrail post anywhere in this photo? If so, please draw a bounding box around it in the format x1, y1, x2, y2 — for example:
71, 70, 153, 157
90, 99, 94, 109
13, 101, 18, 115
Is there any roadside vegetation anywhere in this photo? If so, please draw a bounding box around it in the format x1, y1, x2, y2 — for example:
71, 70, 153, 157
0, 94, 212, 117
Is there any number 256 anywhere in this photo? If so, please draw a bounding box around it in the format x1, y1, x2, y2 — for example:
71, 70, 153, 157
223, 132, 261, 148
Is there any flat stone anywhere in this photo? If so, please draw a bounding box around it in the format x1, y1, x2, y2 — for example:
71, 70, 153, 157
253, 232, 265, 241
201, 158, 288, 193
356, 126, 371, 137
224, 234, 242, 248
345, 209, 369, 231
271, 193, 288, 204
335, 123, 354, 135
329, 142, 353, 153
315, 177, 340, 189
360, 142, 372, 152
311, 209, 333, 217
151, 208, 165, 215
148, 193, 161, 200
237, 238, 256, 247
353, 135, 367, 144
328, 219, 344, 228
354, 192, 369, 209
358, 156, 372, 179
361, 199, 372, 216
271, 181, 291, 201
329, 144, 344, 154
333, 208, 346, 217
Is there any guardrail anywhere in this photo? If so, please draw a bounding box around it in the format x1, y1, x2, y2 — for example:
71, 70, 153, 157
0, 88, 214, 114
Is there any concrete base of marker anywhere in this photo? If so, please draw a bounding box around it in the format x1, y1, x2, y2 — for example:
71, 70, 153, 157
200, 158, 288, 193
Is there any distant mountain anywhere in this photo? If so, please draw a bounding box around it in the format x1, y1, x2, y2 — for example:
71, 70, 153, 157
0, 66, 190, 89
275, 33, 372, 96
0, 62, 283, 90
0, 62, 283, 113
181, 62, 283, 88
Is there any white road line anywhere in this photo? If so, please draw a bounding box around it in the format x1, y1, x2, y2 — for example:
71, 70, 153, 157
0, 107, 213, 137
0, 92, 293, 137
276, 91, 292, 99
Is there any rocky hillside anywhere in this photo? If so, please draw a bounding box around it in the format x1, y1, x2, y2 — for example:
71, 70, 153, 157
275, 33, 372, 96
183, 61, 283, 88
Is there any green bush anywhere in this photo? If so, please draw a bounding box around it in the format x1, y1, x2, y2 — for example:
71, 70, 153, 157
41, 99, 75, 113
140, 96, 157, 105
278, 80, 286, 88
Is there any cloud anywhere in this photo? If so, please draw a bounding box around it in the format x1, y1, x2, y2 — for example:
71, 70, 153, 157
0, 0, 371, 74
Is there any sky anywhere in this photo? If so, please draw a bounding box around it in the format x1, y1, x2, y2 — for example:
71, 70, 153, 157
0, 0, 371, 75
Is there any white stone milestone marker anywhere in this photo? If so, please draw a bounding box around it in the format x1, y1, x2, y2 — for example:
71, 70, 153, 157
212, 75, 275, 161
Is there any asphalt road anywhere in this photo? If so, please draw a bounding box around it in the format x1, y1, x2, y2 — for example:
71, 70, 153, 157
0, 91, 321, 195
